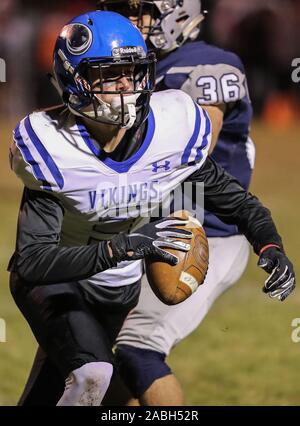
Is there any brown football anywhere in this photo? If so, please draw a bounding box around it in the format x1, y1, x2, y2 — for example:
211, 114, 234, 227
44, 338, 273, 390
145, 211, 209, 305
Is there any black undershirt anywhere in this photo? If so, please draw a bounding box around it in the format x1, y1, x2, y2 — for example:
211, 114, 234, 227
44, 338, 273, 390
101, 120, 148, 162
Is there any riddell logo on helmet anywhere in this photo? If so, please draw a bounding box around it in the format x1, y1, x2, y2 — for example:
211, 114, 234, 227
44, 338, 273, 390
112, 46, 145, 57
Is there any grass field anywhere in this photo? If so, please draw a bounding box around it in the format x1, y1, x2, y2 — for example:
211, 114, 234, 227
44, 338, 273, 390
0, 120, 299, 405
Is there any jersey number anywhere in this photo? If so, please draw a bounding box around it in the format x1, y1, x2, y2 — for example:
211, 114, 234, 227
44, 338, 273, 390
196, 73, 240, 104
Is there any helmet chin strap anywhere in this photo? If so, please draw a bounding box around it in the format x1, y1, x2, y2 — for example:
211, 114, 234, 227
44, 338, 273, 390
111, 95, 138, 129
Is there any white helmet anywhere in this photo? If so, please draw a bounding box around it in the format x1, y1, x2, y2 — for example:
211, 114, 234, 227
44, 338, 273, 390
98, 1, 205, 52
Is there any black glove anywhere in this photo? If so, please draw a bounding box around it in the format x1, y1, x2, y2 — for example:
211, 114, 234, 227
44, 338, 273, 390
257, 246, 296, 301
109, 217, 193, 265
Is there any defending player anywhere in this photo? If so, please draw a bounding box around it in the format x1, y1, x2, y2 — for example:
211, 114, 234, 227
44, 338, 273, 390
11, 10, 295, 406
98, 0, 288, 406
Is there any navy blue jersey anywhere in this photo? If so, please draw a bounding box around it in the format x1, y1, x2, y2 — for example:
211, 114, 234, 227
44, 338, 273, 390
156, 40, 255, 237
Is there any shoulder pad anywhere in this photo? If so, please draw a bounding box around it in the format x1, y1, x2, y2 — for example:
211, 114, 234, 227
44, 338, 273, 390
11, 113, 65, 192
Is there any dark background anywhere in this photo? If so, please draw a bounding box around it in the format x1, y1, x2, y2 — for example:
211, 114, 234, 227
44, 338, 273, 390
0, 0, 300, 123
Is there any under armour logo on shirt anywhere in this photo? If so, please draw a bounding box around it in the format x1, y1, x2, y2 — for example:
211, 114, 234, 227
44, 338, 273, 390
152, 161, 171, 172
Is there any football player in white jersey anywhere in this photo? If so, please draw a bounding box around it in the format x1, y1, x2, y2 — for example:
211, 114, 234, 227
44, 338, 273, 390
11, 10, 295, 406
98, 0, 291, 406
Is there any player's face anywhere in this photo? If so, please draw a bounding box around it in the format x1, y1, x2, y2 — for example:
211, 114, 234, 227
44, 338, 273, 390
85, 64, 135, 105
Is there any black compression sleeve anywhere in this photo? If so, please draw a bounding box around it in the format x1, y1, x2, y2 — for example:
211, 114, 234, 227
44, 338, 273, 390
187, 156, 283, 254
9, 188, 116, 284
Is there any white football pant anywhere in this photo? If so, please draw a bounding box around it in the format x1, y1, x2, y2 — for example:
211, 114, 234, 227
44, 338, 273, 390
116, 235, 249, 355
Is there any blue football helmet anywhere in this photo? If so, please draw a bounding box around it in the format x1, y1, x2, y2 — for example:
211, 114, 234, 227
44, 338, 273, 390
97, 1, 205, 52
52, 10, 156, 128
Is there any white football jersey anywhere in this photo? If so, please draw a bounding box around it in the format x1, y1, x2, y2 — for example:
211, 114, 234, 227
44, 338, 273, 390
11, 89, 211, 287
